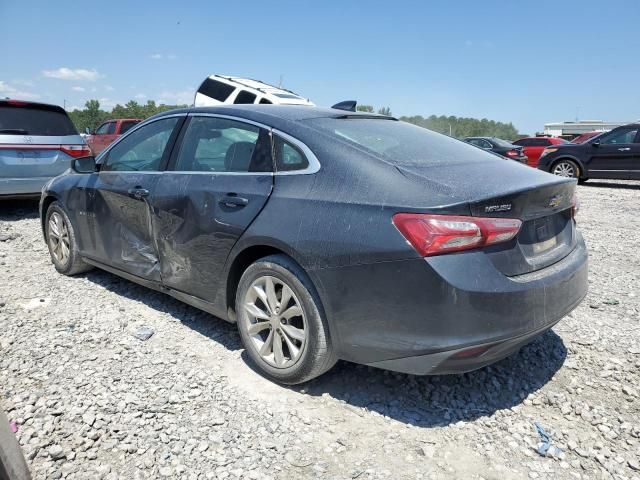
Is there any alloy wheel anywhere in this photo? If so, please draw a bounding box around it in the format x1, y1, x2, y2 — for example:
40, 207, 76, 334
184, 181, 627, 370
552, 162, 575, 177
48, 212, 71, 265
243, 275, 307, 368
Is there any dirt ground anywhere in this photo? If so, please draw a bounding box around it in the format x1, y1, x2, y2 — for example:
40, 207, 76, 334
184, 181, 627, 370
1, 179, 639, 480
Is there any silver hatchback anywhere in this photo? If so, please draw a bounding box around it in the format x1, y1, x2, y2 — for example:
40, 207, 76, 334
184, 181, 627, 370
0, 99, 90, 197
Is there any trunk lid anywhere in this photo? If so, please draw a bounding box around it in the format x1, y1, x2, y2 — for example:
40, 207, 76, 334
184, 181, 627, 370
395, 161, 577, 276
0, 134, 85, 178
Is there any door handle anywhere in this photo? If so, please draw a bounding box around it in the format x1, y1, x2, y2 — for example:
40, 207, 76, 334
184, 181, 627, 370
219, 194, 249, 208
128, 187, 150, 200
618, 147, 631, 151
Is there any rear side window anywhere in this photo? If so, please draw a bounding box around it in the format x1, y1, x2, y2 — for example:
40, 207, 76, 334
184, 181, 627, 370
120, 121, 140, 134
197, 78, 235, 102
306, 117, 500, 167
259, 98, 273, 104
173, 116, 272, 172
274, 136, 309, 171
532, 138, 551, 147
234, 90, 257, 104
0, 103, 77, 136
512, 139, 529, 146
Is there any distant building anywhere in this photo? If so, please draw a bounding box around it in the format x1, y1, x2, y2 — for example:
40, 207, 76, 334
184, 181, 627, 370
543, 120, 630, 137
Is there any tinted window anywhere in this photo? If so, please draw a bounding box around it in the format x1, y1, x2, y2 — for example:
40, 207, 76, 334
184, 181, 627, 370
274, 136, 309, 171
600, 128, 639, 145
259, 98, 273, 104
174, 116, 271, 172
197, 78, 235, 102
468, 139, 492, 149
96, 122, 116, 135
513, 139, 530, 146
234, 90, 257, 104
491, 138, 515, 148
120, 121, 140, 134
101, 117, 179, 172
307, 118, 497, 167
0, 103, 77, 136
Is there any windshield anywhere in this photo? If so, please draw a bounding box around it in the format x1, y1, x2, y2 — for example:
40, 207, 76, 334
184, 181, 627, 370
305, 118, 493, 166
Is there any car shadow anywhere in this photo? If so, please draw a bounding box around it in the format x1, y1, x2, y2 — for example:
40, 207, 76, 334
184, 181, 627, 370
0, 198, 40, 221
294, 330, 566, 427
582, 180, 640, 190
81, 269, 243, 352
84, 267, 565, 429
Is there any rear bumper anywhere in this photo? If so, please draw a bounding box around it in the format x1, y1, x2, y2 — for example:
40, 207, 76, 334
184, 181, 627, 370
313, 233, 588, 374
0, 176, 52, 196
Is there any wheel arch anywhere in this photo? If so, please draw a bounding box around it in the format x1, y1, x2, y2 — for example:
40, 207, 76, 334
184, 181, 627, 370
40, 194, 60, 237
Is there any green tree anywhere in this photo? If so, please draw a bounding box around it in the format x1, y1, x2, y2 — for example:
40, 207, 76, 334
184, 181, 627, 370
377, 106, 392, 116
356, 105, 374, 113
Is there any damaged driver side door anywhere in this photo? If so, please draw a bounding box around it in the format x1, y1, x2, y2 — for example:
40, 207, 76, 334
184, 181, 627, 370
86, 116, 183, 281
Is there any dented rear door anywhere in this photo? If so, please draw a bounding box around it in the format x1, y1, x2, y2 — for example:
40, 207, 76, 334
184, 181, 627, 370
151, 115, 274, 302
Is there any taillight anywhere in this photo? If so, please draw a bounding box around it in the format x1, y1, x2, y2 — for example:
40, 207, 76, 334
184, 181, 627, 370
571, 194, 579, 218
60, 145, 92, 158
392, 213, 522, 257
505, 149, 519, 157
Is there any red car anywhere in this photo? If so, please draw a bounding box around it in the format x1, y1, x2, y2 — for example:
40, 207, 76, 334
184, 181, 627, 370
512, 137, 568, 168
86, 118, 142, 155
570, 131, 604, 144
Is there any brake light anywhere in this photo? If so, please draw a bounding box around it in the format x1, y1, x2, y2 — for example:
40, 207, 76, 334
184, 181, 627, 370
392, 213, 522, 257
60, 145, 92, 158
505, 150, 519, 157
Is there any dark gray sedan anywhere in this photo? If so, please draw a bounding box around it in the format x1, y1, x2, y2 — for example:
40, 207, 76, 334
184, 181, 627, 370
40, 106, 588, 384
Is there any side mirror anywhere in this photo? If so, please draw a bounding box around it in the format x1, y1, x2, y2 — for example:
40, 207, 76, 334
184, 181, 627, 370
592, 140, 600, 147
72, 155, 97, 173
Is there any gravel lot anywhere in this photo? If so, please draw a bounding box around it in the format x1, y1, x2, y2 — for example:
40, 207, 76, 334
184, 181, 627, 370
1, 180, 639, 480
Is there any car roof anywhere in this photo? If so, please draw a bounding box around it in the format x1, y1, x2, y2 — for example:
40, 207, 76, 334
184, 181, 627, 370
153, 104, 393, 128
0, 98, 67, 111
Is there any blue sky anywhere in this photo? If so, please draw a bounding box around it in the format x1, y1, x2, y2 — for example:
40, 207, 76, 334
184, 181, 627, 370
1, 0, 639, 134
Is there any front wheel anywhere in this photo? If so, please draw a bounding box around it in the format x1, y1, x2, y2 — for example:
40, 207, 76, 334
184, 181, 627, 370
236, 255, 336, 384
45, 202, 92, 275
551, 159, 580, 178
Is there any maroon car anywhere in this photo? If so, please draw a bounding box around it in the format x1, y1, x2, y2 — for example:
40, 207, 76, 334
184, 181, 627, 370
85, 118, 142, 155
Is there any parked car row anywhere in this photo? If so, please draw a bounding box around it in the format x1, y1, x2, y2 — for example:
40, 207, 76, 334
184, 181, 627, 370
463, 137, 528, 163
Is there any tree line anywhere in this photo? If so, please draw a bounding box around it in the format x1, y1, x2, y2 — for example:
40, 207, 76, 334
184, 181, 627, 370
68, 100, 187, 133
68, 99, 521, 141
357, 105, 521, 140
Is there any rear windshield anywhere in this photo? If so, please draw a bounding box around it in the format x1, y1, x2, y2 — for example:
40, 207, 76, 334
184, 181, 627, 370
197, 78, 235, 102
0, 103, 78, 136
306, 118, 492, 166
491, 137, 515, 148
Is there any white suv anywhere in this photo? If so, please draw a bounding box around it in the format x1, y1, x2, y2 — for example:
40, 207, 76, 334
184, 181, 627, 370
194, 75, 314, 107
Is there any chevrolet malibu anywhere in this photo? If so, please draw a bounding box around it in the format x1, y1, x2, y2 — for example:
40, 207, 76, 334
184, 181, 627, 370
40, 106, 588, 384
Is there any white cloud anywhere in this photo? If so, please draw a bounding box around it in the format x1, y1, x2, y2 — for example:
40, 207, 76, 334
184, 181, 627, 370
157, 89, 193, 106
135, 93, 147, 99
42, 67, 101, 81
72, 86, 85, 92
150, 53, 177, 60
0, 80, 40, 100
105, 85, 115, 91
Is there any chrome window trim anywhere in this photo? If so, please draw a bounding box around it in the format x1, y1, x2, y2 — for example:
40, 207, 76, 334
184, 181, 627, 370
186, 113, 321, 175
95, 113, 188, 165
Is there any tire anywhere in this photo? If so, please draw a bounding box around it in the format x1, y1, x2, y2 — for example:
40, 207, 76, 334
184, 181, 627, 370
551, 159, 580, 179
45, 202, 92, 276
235, 254, 337, 384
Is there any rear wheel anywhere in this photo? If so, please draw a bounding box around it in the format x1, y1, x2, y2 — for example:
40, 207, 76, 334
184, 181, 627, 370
45, 202, 92, 275
236, 254, 336, 384
551, 159, 580, 178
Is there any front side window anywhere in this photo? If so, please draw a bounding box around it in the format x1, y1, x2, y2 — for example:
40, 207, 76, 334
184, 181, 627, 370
101, 117, 179, 172
173, 116, 271, 172
96, 122, 115, 135
234, 90, 257, 104
600, 128, 638, 145
274, 136, 309, 171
